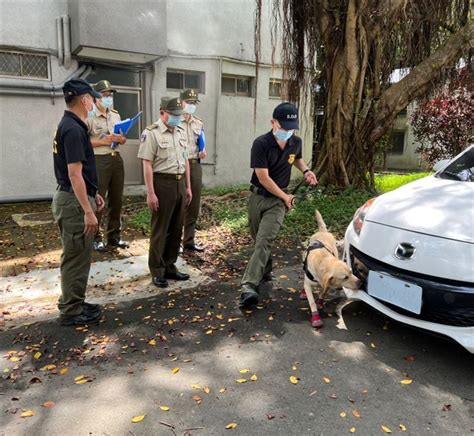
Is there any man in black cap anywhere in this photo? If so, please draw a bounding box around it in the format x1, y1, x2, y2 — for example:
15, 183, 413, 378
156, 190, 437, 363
238, 102, 317, 308
52, 78, 105, 326
86, 79, 128, 251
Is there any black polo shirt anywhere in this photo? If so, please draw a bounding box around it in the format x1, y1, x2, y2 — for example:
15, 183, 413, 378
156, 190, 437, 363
53, 111, 98, 195
250, 130, 302, 190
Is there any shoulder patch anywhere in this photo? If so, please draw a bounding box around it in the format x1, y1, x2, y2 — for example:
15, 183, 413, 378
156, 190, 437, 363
146, 124, 158, 131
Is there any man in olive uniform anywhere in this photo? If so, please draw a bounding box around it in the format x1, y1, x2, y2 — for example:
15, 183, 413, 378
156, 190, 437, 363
180, 88, 207, 252
52, 79, 105, 326
239, 102, 318, 308
86, 80, 128, 251
138, 97, 193, 288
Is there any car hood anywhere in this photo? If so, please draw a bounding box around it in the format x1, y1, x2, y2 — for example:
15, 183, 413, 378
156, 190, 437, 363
366, 176, 474, 244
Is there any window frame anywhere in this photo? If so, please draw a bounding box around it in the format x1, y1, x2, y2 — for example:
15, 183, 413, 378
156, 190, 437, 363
221, 74, 254, 97
269, 78, 283, 99
0, 50, 50, 80
166, 68, 205, 94
388, 130, 406, 155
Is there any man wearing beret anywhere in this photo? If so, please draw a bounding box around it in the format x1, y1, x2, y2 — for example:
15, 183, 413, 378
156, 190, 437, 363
86, 79, 128, 251
138, 97, 193, 288
52, 79, 105, 326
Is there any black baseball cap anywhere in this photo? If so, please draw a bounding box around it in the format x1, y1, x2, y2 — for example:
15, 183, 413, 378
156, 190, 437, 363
272, 102, 299, 130
63, 79, 102, 99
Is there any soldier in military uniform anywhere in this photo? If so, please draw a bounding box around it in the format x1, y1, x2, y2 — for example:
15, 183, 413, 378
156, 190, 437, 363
180, 88, 207, 252
138, 97, 193, 288
239, 102, 317, 308
86, 80, 128, 251
52, 79, 105, 326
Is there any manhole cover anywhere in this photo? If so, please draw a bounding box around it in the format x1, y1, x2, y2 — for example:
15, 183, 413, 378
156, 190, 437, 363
11, 213, 53, 227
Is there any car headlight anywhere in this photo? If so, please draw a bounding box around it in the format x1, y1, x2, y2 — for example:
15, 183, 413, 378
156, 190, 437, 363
352, 198, 377, 236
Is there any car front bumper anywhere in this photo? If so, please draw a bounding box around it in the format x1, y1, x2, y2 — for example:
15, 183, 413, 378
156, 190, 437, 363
344, 225, 474, 354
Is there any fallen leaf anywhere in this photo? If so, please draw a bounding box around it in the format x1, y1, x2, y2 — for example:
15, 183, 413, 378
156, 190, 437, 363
370, 343, 376, 349
279, 275, 288, 279
219, 388, 227, 393
171, 367, 180, 374
226, 423, 238, 430
192, 395, 202, 403
148, 339, 157, 346
20, 410, 35, 418
205, 330, 213, 335
350, 427, 356, 433
42, 401, 55, 409
33, 352, 42, 360
403, 355, 416, 362
59, 368, 68, 376
352, 410, 361, 418
292, 366, 297, 371
203, 387, 210, 394
250, 374, 258, 381
267, 414, 275, 420
235, 378, 247, 383
75, 379, 88, 385
131, 415, 145, 423
239, 369, 250, 374
381, 425, 392, 433
400, 379, 413, 385
323, 377, 331, 384
399, 424, 407, 432
74, 375, 85, 382
289, 376, 299, 385
340, 412, 347, 418
10, 357, 20, 363
442, 404, 452, 411
191, 384, 201, 389
159, 406, 170, 411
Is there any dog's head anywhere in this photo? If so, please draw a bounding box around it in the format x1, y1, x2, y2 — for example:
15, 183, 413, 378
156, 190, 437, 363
321, 260, 360, 291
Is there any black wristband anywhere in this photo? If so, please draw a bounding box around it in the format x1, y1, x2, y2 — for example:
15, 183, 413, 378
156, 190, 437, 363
303, 169, 310, 174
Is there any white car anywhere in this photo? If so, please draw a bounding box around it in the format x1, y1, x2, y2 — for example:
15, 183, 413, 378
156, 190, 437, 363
344, 145, 474, 353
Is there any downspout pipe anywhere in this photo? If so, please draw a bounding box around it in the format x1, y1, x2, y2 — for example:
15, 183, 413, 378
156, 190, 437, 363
56, 16, 64, 67
62, 14, 72, 69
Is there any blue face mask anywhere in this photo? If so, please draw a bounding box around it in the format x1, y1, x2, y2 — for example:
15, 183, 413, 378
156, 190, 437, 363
87, 104, 97, 118
166, 114, 182, 127
274, 129, 295, 142
101, 96, 113, 109
183, 103, 197, 114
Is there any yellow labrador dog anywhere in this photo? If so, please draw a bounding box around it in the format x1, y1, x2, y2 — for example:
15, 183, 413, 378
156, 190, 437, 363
302, 210, 360, 328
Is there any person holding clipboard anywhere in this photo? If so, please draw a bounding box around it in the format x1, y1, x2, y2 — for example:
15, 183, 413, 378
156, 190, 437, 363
86, 80, 128, 251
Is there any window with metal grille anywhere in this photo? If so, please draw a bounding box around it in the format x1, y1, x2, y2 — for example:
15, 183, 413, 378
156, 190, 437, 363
221, 75, 254, 97
0, 51, 49, 79
166, 69, 205, 94
388, 131, 406, 155
269, 79, 282, 98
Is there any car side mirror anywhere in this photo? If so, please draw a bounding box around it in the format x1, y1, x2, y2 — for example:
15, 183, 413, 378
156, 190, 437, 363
433, 159, 450, 172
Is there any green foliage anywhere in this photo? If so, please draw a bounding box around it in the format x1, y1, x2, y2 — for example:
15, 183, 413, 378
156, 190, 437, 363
128, 173, 430, 240
375, 172, 430, 193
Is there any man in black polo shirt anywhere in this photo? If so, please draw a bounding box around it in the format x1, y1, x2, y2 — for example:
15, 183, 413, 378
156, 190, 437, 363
52, 79, 105, 326
239, 102, 317, 308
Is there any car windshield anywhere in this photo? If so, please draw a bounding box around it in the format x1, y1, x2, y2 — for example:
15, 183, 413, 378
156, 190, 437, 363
438, 147, 474, 182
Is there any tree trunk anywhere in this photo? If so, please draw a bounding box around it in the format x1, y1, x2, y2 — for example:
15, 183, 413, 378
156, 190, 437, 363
314, 18, 473, 190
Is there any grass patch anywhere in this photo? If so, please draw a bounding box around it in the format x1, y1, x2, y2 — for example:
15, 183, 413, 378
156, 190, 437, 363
128, 172, 430, 240
375, 172, 430, 193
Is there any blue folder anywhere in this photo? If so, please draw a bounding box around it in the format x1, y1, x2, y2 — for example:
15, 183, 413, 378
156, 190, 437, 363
197, 128, 206, 152
111, 111, 143, 150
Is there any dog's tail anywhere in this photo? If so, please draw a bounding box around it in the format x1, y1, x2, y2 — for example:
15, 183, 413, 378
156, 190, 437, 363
315, 210, 328, 232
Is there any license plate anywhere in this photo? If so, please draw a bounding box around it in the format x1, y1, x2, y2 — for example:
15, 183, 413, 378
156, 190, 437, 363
367, 271, 422, 314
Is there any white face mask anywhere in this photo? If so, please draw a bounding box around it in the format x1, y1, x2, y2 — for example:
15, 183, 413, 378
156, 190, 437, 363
183, 103, 197, 114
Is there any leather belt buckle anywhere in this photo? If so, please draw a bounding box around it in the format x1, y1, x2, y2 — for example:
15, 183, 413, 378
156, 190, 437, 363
176, 174, 183, 180
111, 151, 119, 157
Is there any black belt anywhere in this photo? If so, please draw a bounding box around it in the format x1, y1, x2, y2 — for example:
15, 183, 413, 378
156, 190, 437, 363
154, 173, 185, 180
250, 185, 287, 198
57, 185, 96, 198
